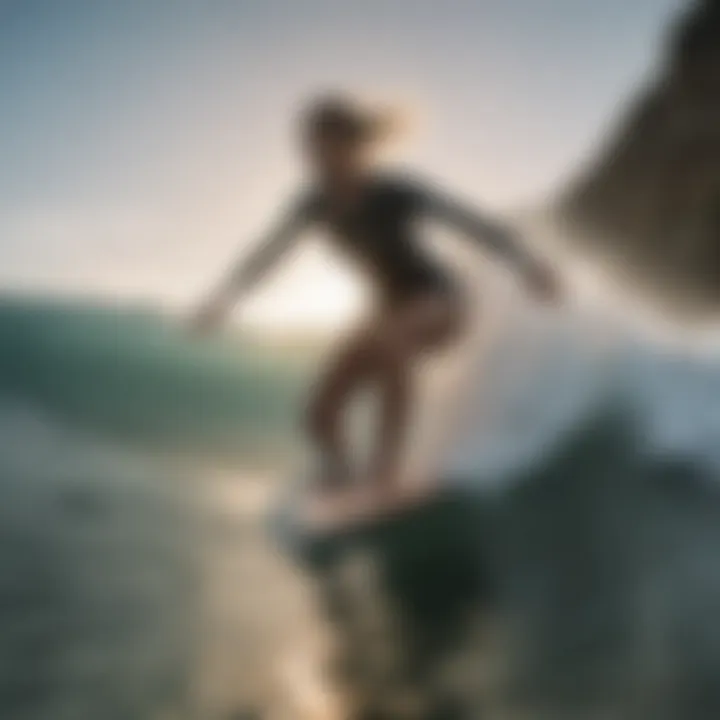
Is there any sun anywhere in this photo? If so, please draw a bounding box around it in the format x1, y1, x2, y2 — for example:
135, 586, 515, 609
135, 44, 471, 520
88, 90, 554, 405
241, 245, 366, 334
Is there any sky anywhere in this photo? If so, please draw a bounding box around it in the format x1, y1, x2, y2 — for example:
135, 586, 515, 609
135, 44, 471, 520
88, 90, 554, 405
0, 0, 682, 329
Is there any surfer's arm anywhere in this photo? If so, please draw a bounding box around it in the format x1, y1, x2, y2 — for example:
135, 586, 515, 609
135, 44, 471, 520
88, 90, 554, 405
192, 198, 312, 329
221, 211, 307, 301
423, 187, 559, 298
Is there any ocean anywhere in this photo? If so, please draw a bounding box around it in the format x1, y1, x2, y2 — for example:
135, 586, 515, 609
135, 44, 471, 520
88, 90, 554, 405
0, 295, 719, 719
0, 296, 316, 719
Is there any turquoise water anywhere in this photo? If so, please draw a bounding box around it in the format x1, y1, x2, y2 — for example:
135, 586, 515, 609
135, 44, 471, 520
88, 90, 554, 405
0, 297, 314, 458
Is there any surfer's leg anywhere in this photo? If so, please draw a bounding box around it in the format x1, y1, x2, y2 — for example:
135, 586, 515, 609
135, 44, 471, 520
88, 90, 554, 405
370, 293, 465, 487
305, 324, 378, 487
306, 293, 464, 490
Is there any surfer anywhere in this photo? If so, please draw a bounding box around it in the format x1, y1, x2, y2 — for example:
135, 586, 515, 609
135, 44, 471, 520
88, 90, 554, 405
192, 94, 559, 497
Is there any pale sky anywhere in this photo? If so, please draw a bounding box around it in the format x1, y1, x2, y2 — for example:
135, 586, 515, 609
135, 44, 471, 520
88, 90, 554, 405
0, 0, 681, 329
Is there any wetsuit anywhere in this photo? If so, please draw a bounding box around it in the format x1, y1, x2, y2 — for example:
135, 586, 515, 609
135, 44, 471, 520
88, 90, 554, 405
229, 173, 537, 305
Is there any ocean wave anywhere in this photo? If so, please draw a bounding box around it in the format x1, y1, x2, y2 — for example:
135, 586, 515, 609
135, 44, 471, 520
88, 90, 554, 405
279, 325, 720, 719
0, 297, 310, 458
3, 295, 720, 718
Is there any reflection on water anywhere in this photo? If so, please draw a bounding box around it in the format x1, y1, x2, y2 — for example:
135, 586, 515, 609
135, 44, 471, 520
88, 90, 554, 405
0, 411, 329, 720
0, 409, 199, 719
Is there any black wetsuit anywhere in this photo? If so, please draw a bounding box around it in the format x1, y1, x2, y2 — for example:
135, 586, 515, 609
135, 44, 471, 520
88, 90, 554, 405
302, 175, 455, 305
233, 173, 535, 306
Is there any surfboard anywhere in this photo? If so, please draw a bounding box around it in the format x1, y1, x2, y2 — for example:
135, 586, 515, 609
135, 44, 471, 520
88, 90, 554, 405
301, 476, 440, 534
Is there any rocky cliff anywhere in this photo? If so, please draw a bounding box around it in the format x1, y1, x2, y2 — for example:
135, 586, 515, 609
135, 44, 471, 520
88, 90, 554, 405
562, 0, 720, 314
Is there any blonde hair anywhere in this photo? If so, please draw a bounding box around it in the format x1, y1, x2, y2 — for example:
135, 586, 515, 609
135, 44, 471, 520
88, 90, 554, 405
301, 93, 402, 146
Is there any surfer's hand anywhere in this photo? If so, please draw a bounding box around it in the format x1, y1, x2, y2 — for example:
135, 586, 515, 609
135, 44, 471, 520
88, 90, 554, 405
525, 263, 562, 303
188, 298, 226, 337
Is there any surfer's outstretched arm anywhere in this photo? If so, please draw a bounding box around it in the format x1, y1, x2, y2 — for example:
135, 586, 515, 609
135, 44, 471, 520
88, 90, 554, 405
425, 189, 559, 297
192, 198, 311, 330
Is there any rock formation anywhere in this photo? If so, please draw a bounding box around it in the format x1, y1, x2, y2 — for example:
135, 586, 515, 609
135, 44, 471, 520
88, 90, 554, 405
562, 0, 720, 314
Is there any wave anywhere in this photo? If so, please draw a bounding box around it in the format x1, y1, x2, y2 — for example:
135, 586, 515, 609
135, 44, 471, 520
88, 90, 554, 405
278, 322, 720, 719
0, 296, 313, 459
3, 294, 720, 718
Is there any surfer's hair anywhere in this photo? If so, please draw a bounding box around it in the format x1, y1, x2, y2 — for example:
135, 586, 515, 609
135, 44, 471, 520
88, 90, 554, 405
302, 94, 399, 146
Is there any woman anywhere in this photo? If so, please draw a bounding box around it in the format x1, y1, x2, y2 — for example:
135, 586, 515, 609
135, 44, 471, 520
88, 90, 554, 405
193, 95, 559, 494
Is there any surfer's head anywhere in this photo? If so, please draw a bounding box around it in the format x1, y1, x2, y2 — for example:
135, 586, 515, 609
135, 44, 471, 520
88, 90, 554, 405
301, 94, 398, 182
